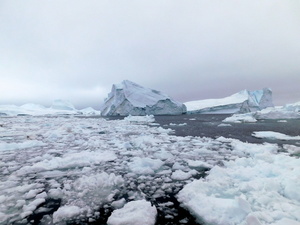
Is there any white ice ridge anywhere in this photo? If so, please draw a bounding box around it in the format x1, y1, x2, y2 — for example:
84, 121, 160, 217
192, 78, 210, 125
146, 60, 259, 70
0, 100, 100, 116
100, 80, 186, 116
185, 88, 273, 114
0, 116, 299, 224
223, 101, 300, 122
177, 137, 300, 225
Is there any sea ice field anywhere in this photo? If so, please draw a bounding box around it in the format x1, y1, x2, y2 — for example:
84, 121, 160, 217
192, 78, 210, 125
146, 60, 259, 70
0, 115, 300, 225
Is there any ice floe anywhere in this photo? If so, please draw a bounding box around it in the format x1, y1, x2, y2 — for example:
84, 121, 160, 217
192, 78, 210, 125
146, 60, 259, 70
178, 138, 300, 225
252, 131, 300, 141
107, 200, 157, 225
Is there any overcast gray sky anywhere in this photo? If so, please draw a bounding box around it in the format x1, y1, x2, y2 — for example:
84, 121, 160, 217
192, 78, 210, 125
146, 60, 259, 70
1, 0, 300, 109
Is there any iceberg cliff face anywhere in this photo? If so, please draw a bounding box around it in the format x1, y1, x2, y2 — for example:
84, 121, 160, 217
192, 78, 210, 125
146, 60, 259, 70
100, 80, 186, 116
185, 88, 273, 114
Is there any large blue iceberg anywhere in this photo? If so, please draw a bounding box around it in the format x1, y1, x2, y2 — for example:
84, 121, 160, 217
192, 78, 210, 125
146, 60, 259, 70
100, 80, 186, 116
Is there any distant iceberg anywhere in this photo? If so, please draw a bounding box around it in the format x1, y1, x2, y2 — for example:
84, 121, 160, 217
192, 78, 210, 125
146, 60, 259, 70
50, 99, 76, 111
223, 101, 300, 122
0, 100, 100, 116
100, 80, 186, 116
184, 88, 273, 114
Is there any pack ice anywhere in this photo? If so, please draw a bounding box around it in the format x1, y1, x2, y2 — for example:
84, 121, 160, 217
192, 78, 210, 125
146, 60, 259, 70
0, 115, 299, 225
185, 88, 273, 114
100, 80, 187, 116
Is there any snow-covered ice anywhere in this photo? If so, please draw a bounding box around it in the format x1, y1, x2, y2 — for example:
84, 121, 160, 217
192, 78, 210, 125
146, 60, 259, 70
0, 115, 299, 224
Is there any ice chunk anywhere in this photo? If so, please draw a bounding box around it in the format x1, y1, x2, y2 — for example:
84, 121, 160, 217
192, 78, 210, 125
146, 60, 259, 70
186, 160, 212, 169
223, 113, 257, 123
111, 198, 126, 209
107, 200, 157, 225
53, 205, 82, 223
128, 157, 164, 174
171, 170, 192, 180
100, 80, 186, 116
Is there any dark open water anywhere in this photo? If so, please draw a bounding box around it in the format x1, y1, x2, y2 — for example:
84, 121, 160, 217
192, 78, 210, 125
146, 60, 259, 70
106, 114, 300, 146
153, 114, 300, 146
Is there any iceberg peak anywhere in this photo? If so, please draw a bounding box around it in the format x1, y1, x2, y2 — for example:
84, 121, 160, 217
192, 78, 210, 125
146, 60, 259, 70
100, 80, 186, 116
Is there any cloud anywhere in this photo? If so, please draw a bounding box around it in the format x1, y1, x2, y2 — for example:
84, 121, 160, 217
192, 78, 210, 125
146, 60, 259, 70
1, 0, 300, 108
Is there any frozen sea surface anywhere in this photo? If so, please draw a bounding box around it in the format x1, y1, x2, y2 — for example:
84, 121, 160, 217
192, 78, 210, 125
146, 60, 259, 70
0, 115, 299, 225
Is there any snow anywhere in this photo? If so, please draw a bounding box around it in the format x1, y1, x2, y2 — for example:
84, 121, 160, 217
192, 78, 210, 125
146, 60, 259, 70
185, 88, 273, 114
107, 200, 157, 225
252, 131, 300, 140
0, 115, 299, 224
100, 80, 186, 116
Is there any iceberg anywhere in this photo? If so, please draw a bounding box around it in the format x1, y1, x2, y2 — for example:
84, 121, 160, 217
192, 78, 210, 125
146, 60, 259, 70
100, 80, 186, 116
254, 101, 300, 119
50, 99, 76, 111
223, 101, 300, 122
79, 107, 100, 115
184, 88, 273, 114
0, 101, 99, 116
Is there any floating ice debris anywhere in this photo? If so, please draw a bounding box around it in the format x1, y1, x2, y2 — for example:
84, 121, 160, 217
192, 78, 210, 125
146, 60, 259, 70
252, 131, 300, 141
107, 200, 157, 225
124, 115, 155, 123
223, 113, 257, 123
